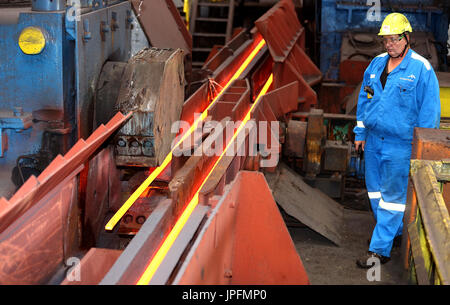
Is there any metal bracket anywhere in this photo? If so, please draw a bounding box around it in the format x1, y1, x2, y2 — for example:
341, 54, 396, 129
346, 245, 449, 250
0, 108, 33, 157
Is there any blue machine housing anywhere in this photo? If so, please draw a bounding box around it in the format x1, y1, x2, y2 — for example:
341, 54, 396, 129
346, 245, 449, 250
0, 11, 69, 115
0, 1, 132, 198
319, 0, 449, 80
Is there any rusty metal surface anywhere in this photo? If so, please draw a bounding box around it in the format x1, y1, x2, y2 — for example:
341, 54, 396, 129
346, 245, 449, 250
284, 120, 307, 158
83, 146, 122, 246
304, 109, 325, 177
0, 112, 131, 235
408, 128, 450, 224
0, 112, 130, 284
409, 160, 450, 284
254, 0, 304, 62
322, 140, 351, 172
265, 162, 344, 246
173, 171, 309, 285
114, 48, 185, 167
403, 128, 450, 279
0, 172, 79, 284
411, 128, 450, 161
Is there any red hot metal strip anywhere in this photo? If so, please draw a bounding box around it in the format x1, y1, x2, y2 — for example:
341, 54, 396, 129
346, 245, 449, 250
180, 35, 265, 125
0, 112, 132, 234
172, 171, 309, 285
102, 80, 250, 284
170, 80, 251, 214
135, 75, 273, 285
198, 127, 254, 206
148, 79, 302, 283
100, 199, 175, 285
105, 39, 267, 232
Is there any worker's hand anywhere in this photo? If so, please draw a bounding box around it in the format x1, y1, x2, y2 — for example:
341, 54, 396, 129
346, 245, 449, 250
355, 140, 365, 152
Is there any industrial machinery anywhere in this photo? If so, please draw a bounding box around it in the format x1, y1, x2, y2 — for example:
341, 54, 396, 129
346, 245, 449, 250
0, 0, 317, 285
0, 0, 191, 198
0, 0, 134, 199
0, 0, 448, 286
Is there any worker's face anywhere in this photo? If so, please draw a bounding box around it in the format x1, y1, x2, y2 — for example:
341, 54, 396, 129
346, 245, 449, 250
382, 34, 408, 57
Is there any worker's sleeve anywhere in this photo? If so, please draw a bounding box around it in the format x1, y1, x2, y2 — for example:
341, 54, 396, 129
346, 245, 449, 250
353, 66, 373, 141
417, 68, 441, 129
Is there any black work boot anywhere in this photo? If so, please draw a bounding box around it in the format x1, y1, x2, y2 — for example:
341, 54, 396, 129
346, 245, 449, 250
356, 251, 390, 269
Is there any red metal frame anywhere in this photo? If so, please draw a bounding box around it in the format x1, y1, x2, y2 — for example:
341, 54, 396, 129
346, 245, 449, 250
255, 0, 322, 112
0, 112, 131, 284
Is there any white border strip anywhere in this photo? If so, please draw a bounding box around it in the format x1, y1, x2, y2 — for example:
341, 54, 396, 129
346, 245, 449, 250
368, 191, 381, 199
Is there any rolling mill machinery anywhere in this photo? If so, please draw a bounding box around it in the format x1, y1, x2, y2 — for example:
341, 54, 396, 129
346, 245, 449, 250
0, 0, 192, 198
0, 0, 448, 286
0, 0, 134, 198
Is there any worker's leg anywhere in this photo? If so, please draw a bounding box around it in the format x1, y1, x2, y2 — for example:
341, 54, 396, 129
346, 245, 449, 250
369, 142, 411, 257
364, 133, 382, 221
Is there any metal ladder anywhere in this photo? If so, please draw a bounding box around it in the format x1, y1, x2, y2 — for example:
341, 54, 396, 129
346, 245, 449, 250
190, 0, 235, 68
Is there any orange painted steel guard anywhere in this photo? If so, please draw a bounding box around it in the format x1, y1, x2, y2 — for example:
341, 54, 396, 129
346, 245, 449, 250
255, 0, 322, 112
173, 171, 309, 285
0, 112, 132, 234
0, 112, 131, 284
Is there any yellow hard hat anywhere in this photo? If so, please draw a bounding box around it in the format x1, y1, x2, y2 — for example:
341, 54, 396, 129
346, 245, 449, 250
378, 13, 413, 36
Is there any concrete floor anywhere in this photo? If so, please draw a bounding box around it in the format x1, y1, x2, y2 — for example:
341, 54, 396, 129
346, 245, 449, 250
287, 208, 409, 285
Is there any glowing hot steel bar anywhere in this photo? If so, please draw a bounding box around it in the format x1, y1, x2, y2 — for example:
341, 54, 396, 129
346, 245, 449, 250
136, 74, 274, 285
105, 38, 267, 231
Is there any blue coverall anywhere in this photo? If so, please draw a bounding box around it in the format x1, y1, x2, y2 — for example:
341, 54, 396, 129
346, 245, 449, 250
353, 49, 441, 257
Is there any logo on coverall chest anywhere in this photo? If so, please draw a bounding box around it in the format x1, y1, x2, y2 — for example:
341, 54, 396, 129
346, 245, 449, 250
399, 74, 415, 82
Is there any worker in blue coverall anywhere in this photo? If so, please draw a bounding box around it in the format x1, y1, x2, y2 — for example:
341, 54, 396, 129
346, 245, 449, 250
353, 13, 441, 268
